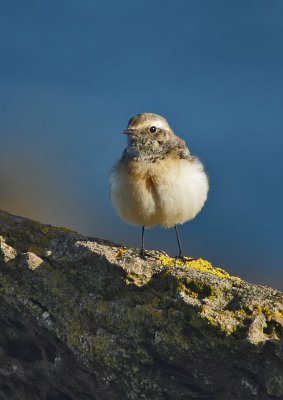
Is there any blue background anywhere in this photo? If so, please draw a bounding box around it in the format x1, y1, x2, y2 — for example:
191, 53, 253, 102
0, 1, 282, 289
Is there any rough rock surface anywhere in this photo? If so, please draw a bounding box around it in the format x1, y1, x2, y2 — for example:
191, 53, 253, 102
0, 209, 282, 400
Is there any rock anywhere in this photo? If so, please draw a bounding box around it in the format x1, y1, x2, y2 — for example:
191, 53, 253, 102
0, 209, 282, 400
0, 236, 17, 262
23, 251, 45, 270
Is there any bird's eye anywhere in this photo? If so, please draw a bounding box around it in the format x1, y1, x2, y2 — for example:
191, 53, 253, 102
149, 126, 157, 133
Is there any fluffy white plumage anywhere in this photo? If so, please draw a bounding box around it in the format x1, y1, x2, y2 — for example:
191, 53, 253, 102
110, 113, 209, 229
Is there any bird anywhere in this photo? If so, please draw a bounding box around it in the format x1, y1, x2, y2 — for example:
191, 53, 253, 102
110, 112, 209, 259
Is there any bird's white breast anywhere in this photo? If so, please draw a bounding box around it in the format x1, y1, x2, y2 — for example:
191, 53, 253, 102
110, 157, 208, 228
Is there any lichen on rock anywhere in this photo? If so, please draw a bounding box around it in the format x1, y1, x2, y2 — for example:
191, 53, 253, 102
0, 209, 282, 400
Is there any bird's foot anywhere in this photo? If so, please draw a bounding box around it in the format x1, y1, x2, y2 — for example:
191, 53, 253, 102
139, 248, 149, 259
175, 254, 194, 263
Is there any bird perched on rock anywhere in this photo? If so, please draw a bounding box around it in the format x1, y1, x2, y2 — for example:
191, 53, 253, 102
110, 113, 209, 259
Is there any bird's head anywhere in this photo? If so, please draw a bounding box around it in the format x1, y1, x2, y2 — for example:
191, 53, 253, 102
123, 113, 178, 159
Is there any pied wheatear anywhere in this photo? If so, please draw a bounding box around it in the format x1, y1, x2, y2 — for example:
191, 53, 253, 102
110, 113, 209, 258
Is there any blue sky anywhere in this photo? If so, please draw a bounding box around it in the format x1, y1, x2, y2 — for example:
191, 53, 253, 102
0, 0, 283, 289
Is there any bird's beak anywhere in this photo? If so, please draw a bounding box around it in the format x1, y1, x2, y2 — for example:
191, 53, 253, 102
123, 129, 135, 136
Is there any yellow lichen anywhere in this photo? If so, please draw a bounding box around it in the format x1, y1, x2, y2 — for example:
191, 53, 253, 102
115, 248, 127, 258
126, 271, 148, 286
253, 306, 283, 322
127, 302, 164, 328
97, 301, 108, 313
66, 319, 84, 349
202, 311, 239, 335
159, 256, 241, 281
274, 310, 283, 320
157, 328, 191, 353
90, 335, 113, 365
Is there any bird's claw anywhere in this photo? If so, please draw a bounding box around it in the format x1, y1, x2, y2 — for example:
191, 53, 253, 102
139, 248, 148, 259
175, 254, 194, 263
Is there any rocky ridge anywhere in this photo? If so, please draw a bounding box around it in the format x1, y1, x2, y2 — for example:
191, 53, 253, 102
0, 209, 282, 400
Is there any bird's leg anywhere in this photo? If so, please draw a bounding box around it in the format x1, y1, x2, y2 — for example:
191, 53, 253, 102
174, 225, 185, 260
174, 226, 194, 261
139, 226, 146, 259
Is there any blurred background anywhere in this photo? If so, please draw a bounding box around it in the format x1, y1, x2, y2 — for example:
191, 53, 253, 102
0, 0, 282, 289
